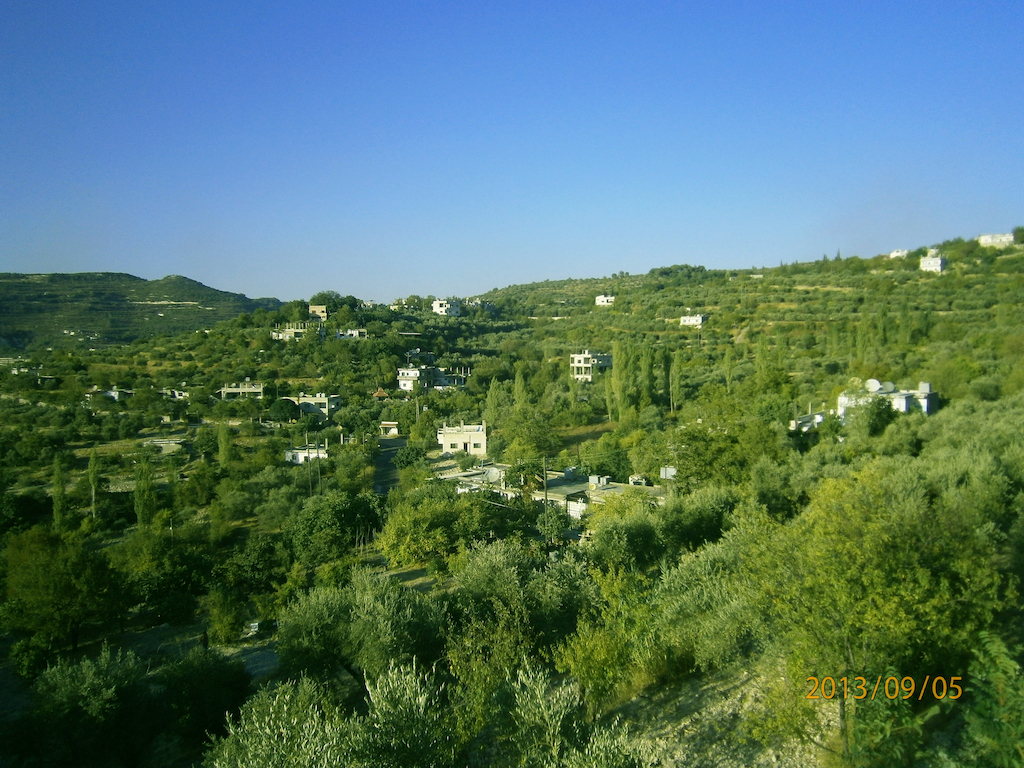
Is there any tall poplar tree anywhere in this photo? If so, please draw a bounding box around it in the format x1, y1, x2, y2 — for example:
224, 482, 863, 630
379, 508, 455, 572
134, 455, 157, 529
51, 456, 67, 532
88, 448, 101, 519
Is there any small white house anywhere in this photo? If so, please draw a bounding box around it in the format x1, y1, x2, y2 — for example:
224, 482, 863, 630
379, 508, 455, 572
888, 249, 909, 259
379, 421, 399, 436
437, 421, 487, 456
595, 295, 615, 306
680, 314, 705, 327
285, 445, 329, 464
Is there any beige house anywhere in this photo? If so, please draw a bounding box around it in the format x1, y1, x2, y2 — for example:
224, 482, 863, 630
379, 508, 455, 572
437, 421, 487, 456
308, 304, 329, 321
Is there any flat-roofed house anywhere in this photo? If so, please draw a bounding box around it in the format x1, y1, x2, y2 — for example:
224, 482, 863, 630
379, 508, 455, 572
219, 381, 264, 399
437, 421, 487, 456
283, 392, 340, 419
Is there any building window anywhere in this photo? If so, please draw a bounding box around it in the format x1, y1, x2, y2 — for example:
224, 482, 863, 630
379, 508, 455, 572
473, 443, 481, 449
450, 443, 458, 449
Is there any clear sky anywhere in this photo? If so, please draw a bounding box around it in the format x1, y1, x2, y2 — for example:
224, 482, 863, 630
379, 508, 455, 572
2, 2, 1022, 302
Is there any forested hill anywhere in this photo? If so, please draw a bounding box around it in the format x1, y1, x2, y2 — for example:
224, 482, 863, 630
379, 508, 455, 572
0, 272, 281, 349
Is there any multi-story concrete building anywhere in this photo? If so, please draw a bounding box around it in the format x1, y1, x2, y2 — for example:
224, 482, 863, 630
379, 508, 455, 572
219, 381, 264, 399
437, 421, 487, 456
570, 350, 612, 382
308, 304, 329, 321
920, 250, 944, 273
397, 365, 466, 391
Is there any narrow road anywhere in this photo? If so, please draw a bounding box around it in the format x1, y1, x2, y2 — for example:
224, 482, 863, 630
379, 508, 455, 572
374, 436, 406, 495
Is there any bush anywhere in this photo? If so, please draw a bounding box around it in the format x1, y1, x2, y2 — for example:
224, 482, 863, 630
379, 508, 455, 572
10, 645, 158, 766
158, 648, 252, 754
392, 445, 426, 469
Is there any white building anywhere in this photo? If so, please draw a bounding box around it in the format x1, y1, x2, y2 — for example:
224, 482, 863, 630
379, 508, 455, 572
271, 323, 324, 341
595, 295, 615, 306
570, 350, 612, 382
836, 380, 937, 421
680, 314, 706, 327
446, 464, 666, 519
437, 421, 487, 456
920, 250, 944, 273
308, 304, 329, 321
339, 328, 367, 339
432, 299, 462, 316
888, 249, 909, 259
978, 233, 1014, 247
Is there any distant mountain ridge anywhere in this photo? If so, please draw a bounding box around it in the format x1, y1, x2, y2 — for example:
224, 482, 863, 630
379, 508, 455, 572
0, 272, 281, 349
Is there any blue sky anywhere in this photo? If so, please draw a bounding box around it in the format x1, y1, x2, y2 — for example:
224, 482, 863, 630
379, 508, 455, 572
2, 2, 1022, 302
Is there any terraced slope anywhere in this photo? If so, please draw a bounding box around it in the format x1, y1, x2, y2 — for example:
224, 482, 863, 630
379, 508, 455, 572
0, 272, 280, 349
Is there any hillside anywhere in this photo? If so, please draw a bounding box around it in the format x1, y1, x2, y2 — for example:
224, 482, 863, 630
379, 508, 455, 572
3, 230, 1024, 767
0, 272, 281, 349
